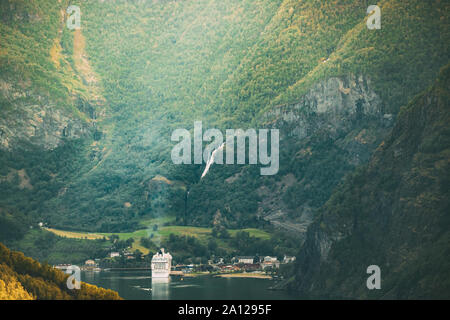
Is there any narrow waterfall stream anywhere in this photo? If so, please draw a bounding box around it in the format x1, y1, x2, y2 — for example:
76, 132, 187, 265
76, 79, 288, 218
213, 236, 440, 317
200, 142, 225, 179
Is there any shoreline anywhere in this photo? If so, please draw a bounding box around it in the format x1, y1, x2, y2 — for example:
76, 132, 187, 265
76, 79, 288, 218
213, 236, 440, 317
214, 273, 272, 279
83, 269, 274, 280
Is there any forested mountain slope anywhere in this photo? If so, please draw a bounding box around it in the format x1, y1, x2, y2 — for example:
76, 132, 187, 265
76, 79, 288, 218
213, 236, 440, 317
170, 0, 449, 234
0, 242, 121, 299
0, 0, 448, 246
291, 65, 450, 299
0, 0, 102, 149
0, 0, 449, 300
0, 0, 104, 233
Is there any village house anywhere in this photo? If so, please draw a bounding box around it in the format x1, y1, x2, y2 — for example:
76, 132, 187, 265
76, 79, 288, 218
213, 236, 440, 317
261, 256, 280, 269
234, 256, 255, 264
219, 265, 241, 272
53, 264, 71, 271
85, 259, 96, 266
81, 259, 99, 271
283, 255, 296, 263
123, 250, 133, 256
239, 263, 261, 272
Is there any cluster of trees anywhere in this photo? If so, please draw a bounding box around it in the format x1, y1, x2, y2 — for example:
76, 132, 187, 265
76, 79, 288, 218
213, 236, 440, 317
1, 2, 448, 290
0, 211, 27, 242
0, 0, 79, 105
154, 229, 297, 265
0, 264, 34, 300
230, 230, 297, 258
109, 235, 134, 251
162, 234, 209, 264
290, 68, 450, 298
6, 229, 111, 266
0, 242, 121, 300
1, 0, 447, 236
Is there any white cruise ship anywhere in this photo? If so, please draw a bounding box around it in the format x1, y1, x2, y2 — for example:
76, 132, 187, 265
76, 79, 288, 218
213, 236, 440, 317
151, 248, 172, 278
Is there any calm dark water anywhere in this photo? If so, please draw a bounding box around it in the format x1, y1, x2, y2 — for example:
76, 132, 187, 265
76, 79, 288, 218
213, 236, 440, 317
81, 270, 298, 300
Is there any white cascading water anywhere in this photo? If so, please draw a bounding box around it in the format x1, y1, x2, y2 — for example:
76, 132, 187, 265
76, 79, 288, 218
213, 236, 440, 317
201, 142, 225, 179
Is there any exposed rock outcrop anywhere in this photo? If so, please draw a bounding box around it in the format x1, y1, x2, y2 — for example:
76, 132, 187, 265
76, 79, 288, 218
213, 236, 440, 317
256, 75, 392, 239
265, 74, 386, 138
0, 79, 91, 150
291, 66, 450, 299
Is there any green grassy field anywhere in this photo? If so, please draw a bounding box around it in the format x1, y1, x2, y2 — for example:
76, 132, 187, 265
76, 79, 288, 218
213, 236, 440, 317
43, 228, 106, 240
43, 217, 271, 255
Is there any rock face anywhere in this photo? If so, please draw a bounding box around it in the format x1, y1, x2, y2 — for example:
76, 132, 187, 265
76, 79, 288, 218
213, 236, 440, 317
0, 79, 91, 150
193, 74, 392, 235
254, 74, 391, 240
265, 74, 385, 138
291, 66, 450, 299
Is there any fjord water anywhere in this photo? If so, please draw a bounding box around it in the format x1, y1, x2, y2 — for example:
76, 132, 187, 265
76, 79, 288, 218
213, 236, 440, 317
81, 271, 297, 300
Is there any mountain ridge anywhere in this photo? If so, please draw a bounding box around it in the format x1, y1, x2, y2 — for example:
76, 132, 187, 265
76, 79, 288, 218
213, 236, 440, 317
290, 64, 450, 299
0, 0, 448, 299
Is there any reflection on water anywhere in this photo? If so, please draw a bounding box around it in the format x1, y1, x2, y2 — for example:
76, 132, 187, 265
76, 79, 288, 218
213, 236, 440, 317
83, 270, 95, 284
151, 277, 170, 300
81, 270, 298, 300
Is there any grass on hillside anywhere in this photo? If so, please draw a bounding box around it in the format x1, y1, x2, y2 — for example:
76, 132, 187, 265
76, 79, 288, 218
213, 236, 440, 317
43, 217, 271, 256
43, 228, 105, 240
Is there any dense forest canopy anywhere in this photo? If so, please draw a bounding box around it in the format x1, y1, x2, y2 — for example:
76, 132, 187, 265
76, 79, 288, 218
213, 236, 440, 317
1, 0, 448, 232
0, 243, 121, 299
0, 0, 448, 299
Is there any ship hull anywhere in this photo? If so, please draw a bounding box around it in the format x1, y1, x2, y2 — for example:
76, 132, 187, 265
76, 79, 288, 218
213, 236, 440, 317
152, 271, 170, 278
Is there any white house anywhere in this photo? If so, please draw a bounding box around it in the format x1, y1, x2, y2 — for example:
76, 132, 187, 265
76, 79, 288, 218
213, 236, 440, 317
263, 256, 277, 263
261, 256, 280, 269
85, 259, 96, 266
110, 252, 120, 258
235, 256, 255, 264
283, 255, 296, 263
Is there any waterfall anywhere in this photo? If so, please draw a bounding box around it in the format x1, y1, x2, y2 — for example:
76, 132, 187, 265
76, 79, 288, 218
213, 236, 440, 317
201, 142, 225, 179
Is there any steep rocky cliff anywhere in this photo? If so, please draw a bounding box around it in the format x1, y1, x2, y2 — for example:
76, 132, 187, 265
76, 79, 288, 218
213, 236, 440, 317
257, 74, 390, 234
0, 80, 90, 150
291, 65, 450, 299
190, 74, 392, 238
0, 0, 447, 246
0, 0, 102, 152
265, 74, 384, 133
